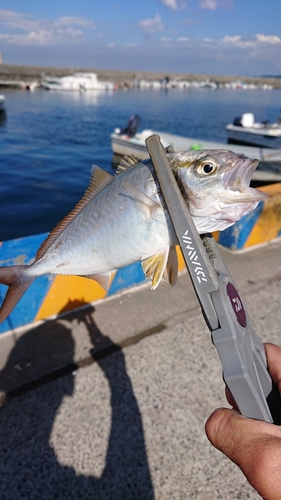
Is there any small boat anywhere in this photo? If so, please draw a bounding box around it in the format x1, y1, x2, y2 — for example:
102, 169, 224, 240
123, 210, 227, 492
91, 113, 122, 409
41, 72, 115, 91
111, 116, 281, 184
0, 94, 5, 112
226, 113, 281, 148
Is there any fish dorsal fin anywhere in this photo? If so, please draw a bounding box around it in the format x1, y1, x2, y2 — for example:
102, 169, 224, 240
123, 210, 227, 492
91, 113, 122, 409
141, 248, 169, 290
35, 166, 113, 261
84, 271, 116, 291
86, 165, 113, 198
116, 154, 140, 174
162, 246, 178, 287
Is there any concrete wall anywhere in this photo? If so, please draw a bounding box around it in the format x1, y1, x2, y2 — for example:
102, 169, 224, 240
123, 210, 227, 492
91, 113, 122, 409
215, 183, 281, 250
0, 236, 186, 334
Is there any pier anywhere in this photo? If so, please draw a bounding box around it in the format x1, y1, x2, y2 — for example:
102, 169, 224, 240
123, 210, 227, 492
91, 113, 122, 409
0, 183, 280, 497
0, 238, 280, 498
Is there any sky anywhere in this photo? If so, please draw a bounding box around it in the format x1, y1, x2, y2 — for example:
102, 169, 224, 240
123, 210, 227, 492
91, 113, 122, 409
0, 0, 280, 77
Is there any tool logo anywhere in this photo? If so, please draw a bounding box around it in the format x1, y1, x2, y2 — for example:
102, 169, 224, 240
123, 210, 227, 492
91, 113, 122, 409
232, 296, 242, 312
227, 282, 247, 327
182, 230, 207, 284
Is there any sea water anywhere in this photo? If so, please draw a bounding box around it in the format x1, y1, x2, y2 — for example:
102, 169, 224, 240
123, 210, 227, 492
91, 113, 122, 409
0, 86, 280, 240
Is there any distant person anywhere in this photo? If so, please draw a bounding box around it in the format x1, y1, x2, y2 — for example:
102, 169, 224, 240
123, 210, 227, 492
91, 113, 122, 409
120, 114, 141, 137
206, 342, 281, 500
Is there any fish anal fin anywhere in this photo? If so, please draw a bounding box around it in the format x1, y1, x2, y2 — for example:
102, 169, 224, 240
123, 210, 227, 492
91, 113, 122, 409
116, 154, 140, 174
84, 271, 115, 291
141, 248, 169, 290
162, 246, 178, 287
36, 166, 113, 261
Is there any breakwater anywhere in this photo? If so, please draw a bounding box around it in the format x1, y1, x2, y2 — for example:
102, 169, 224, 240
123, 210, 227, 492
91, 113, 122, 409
0, 63, 281, 89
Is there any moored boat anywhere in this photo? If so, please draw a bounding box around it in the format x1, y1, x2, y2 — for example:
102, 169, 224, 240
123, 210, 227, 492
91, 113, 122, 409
111, 116, 281, 184
0, 94, 5, 112
41, 72, 115, 91
226, 113, 281, 148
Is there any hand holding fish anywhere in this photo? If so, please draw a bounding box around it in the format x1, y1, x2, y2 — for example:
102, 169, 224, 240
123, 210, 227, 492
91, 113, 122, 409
0, 150, 265, 323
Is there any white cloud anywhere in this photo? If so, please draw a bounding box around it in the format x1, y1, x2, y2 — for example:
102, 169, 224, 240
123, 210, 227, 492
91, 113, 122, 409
139, 13, 164, 34
159, 0, 186, 10
54, 16, 94, 29
199, 0, 218, 10
221, 34, 281, 49
256, 34, 281, 45
199, 0, 233, 10
221, 35, 241, 43
0, 9, 39, 31
221, 35, 257, 49
177, 36, 190, 42
0, 9, 95, 46
0, 9, 280, 76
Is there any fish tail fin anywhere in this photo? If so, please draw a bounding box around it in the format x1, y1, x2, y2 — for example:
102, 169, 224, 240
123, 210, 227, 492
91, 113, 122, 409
0, 265, 33, 323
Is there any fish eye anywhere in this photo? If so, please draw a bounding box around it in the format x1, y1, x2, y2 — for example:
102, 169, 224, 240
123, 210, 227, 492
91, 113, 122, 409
197, 158, 218, 176
203, 164, 214, 174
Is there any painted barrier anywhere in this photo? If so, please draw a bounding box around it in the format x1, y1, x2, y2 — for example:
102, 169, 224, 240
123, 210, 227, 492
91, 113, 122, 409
0, 234, 186, 334
214, 183, 281, 250
0, 183, 280, 334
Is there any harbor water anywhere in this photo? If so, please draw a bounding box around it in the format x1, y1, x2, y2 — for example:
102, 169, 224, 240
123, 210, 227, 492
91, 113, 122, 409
0, 86, 280, 241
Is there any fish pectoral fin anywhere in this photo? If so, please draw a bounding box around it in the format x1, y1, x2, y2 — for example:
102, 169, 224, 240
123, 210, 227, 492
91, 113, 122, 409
122, 181, 160, 217
162, 246, 178, 287
116, 155, 140, 174
141, 248, 169, 290
84, 271, 115, 291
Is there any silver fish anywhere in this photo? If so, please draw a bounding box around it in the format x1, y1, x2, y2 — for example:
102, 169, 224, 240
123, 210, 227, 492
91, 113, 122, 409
0, 150, 265, 322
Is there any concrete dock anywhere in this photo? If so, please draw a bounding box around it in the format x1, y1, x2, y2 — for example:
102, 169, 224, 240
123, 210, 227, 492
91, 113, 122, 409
0, 239, 281, 499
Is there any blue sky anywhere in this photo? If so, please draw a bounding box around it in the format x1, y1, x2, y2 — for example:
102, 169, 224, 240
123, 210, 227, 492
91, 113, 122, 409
0, 0, 280, 76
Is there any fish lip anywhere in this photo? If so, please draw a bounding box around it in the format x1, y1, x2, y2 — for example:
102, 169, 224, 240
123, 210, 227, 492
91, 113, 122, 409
223, 157, 266, 201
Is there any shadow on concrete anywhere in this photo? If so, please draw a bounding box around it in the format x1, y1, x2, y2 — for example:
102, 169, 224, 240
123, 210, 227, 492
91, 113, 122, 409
0, 304, 154, 500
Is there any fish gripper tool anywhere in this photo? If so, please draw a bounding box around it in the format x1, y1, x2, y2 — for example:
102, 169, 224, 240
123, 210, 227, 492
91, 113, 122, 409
146, 133, 281, 424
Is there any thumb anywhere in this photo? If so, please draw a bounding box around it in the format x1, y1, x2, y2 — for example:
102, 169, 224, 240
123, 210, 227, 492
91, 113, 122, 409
206, 407, 281, 500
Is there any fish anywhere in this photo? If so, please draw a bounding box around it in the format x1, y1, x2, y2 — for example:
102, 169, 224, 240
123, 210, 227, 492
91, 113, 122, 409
0, 149, 265, 323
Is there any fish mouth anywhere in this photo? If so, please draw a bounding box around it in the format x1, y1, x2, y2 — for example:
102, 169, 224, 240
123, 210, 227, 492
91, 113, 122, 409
223, 157, 267, 202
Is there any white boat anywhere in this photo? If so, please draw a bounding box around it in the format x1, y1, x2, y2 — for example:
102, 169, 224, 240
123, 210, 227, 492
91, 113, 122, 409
41, 72, 115, 91
226, 113, 281, 148
111, 117, 281, 183
0, 94, 5, 112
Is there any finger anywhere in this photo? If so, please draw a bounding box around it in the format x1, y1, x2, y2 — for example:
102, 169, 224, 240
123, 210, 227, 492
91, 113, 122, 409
225, 343, 281, 411
225, 386, 238, 409
225, 343, 281, 410
265, 343, 281, 393
206, 407, 281, 500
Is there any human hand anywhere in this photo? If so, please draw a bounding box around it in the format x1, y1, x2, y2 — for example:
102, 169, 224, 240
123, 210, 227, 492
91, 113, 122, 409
205, 343, 281, 500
